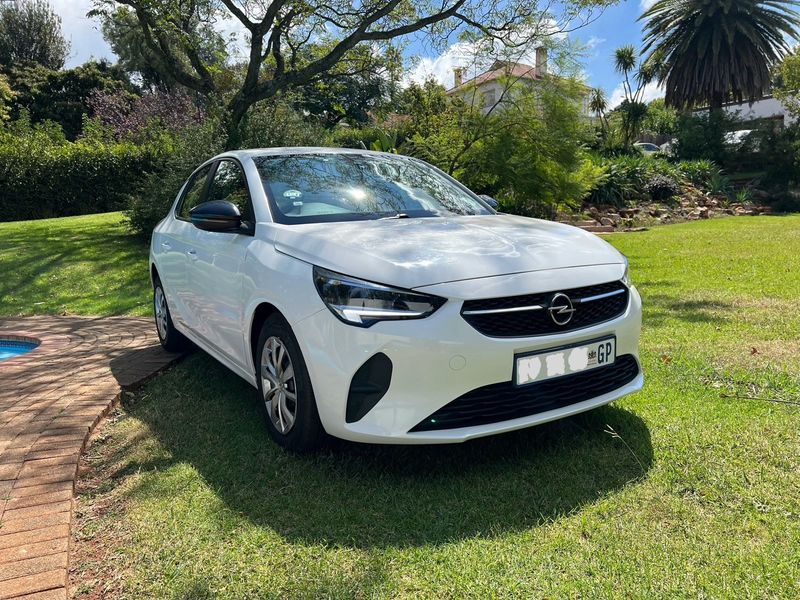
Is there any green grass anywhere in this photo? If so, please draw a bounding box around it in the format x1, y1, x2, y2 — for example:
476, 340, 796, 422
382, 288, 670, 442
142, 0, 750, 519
0, 212, 151, 317
40, 215, 800, 598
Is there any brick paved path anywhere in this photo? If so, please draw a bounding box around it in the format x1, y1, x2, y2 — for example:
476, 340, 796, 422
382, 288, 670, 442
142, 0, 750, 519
0, 317, 180, 600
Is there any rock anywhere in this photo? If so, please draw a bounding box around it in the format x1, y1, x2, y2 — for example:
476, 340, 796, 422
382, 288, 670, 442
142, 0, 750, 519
599, 216, 615, 227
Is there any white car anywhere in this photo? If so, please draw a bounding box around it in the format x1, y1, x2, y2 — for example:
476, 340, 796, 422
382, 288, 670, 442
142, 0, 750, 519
150, 148, 643, 451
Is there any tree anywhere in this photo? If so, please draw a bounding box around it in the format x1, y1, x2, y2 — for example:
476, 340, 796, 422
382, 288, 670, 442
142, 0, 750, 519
100, 5, 229, 92
0, 0, 69, 70
641, 98, 677, 137
588, 87, 608, 138
612, 45, 658, 150
641, 0, 800, 110
774, 47, 800, 116
0, 73, 13, 121
5, 60, 135, 139
90, 0, 602, 146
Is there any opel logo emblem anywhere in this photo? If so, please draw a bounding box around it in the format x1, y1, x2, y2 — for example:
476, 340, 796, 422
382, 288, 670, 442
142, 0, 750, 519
548, 292, 576, 325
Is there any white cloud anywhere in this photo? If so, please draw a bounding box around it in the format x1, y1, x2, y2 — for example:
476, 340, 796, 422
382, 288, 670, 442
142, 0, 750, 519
586, 36, 606, 50
640, 0, 658, 10
609, 80, 664, 108
52, 0, 114, 67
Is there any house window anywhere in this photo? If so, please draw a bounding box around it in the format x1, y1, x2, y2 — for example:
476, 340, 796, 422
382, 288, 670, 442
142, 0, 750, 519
481, 89, 497, 108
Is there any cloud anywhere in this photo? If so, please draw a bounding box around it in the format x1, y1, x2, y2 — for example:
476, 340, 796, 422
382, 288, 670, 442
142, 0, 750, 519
609, 80, 664, 108
640, 0, 658, 10
586, 36, 606, 50
52, 0, 114, 68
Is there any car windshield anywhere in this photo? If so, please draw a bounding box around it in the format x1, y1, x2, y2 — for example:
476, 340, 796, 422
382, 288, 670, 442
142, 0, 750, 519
254, 153, 493, 224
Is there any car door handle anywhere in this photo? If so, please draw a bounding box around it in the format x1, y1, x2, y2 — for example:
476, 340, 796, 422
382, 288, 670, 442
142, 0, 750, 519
187, 249, 198, 260
161, 242, 171, 250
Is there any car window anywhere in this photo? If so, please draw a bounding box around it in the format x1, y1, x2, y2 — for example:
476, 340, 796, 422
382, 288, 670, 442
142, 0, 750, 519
177, 164, 212, 220
208, 159, 254, 224
254, 153, 493, 224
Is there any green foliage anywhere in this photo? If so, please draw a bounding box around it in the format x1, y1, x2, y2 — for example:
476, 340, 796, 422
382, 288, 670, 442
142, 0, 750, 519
674, 110, 735, 164
645, 173, 681, 202
4, 60, 135, 139
641, 0, 800, 109
127, 97, 326, 235
774, 50, 800, 117
707, 171, 733, 197
587, 155, 683, 206
0, 73, 12, 122
0, 114, 166, 222
641, 98, 678, 137
0, 0, 69, 70
677, 159, 720, 188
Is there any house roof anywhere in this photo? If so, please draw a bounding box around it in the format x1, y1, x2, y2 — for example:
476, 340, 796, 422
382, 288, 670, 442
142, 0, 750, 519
447, 61, 541, 94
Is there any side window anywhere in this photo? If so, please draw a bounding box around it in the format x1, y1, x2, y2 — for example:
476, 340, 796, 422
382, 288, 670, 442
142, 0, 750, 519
177, 164, 212, 220
208, 160, 254, 225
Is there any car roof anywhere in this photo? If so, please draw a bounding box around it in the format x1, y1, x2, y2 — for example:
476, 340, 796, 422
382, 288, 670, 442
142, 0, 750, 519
214, 147, 392, 161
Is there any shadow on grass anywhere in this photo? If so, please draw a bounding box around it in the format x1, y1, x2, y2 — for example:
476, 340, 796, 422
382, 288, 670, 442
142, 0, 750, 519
0, 215, 150, 316
110, 352, 653, 549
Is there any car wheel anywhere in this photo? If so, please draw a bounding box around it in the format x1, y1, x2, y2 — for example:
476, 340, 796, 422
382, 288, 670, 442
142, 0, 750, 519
256, 314, 326, 452
153, 277, 191, 352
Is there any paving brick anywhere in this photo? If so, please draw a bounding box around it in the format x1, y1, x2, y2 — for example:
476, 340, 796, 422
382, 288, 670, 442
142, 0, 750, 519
0, 510, 71, 536
0, 553, 67, 582
3, 491, 72, 512
2, 500, 71, 522
0, 568, 65, 599
9, 588, 66, 600
0, 316, 181, 597
0, 537, 67, 566
0, 525, 69, 551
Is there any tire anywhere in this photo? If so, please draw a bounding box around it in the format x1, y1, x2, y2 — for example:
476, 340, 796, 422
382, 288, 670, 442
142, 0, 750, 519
256, 313, 326, 452
153, 277, 191, 352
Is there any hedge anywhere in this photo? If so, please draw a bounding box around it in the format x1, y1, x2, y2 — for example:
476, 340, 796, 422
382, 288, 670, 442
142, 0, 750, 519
0, 137, 163, 222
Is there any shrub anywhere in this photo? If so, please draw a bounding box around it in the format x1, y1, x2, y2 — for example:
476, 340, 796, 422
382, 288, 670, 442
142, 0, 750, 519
126, 98, 328, 236
645, 173, 681, 202
0, 115, 164, 222
677, 159, 719, 188
585, 155, 683, 206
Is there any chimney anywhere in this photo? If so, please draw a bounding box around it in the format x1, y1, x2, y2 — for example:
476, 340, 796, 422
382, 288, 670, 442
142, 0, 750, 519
535, 47, 548, 77
453, 67, 464, 87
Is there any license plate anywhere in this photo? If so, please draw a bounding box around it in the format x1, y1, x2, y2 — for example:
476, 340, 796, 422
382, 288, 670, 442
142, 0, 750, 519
514, 337, 616, 387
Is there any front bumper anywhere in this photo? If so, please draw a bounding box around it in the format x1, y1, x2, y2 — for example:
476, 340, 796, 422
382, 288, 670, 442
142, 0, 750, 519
293, 274, 643, 444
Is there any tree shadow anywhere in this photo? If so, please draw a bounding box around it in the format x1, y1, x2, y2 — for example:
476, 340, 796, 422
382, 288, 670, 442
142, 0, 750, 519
114, 352, 653, 549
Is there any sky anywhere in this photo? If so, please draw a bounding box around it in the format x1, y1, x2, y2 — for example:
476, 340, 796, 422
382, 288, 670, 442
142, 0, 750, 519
56, 0, 661, 109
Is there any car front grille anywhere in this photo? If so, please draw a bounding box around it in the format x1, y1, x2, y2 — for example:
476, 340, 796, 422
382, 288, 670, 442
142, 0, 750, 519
410, 354, 640, 432
461, 280, 629, 338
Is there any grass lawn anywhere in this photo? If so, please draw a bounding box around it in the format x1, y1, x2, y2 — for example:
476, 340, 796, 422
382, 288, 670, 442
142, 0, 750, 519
0, 212, 151, 317
8, 213, 795, 598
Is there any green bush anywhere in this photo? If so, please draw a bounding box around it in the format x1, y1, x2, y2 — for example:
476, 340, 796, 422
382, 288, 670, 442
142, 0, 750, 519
0, 116, 164, 222
586, 155, 683, 206
676, 159, 719, 188
127, 98, 328, 236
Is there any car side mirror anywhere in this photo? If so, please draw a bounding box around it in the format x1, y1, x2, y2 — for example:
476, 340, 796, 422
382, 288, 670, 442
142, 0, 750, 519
190, 200, 242, 232
479, 194, 499, 209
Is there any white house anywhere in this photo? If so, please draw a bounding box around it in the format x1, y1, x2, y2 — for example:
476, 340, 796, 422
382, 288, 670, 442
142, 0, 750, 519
446, 49, 549, 113
693, 95, 797, 128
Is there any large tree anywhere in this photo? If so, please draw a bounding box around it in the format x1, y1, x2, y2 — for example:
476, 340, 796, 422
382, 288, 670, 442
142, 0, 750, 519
0, 0, 69, 70
640, 0, 800, 110
91, 0, 603, 146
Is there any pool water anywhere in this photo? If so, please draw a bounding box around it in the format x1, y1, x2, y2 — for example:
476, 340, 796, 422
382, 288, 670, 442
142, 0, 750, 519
0, 339, 40, 361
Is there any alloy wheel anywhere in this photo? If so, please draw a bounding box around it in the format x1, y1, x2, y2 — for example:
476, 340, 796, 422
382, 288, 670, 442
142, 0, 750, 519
154, 286, 168, 340
261, 336, 298, 434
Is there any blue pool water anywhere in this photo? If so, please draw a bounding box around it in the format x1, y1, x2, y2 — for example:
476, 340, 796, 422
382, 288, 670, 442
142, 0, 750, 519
0, 339, 39, 361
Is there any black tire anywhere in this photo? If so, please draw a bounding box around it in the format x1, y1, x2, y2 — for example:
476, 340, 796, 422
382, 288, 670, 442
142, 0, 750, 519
256, 313, 326, 452
153, 277, 191, 353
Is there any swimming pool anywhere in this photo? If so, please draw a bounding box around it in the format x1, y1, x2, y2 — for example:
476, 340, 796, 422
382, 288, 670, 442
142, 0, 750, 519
0, 338, 40, 361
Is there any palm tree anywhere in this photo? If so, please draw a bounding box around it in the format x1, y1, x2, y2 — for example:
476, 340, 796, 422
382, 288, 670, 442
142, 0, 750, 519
640, 0, 800, 110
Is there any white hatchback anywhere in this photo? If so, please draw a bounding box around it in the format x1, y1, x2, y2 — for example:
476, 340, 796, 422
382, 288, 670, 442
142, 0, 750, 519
150, 148, 643, 451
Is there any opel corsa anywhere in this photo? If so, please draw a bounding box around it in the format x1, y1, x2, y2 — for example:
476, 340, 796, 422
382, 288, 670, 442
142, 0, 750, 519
150, 148, 643, 451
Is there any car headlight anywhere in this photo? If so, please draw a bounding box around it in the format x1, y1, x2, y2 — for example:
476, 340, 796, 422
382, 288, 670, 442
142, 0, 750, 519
313, 266, 446, 327
621, 257, 632, 286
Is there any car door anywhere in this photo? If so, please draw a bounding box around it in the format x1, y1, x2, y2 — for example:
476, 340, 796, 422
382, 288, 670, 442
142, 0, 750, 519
185, 158, 256, 367
157, 163, 213, 329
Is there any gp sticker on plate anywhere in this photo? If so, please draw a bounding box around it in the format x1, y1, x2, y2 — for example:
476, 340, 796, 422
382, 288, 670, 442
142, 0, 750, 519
514, 337, 616, 387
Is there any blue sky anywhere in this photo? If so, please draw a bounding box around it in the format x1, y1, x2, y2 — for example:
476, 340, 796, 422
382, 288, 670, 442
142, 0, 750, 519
57, 0, 660, 108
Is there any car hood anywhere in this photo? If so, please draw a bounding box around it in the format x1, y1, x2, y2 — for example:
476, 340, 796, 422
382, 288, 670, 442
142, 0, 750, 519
270, 214, 624, 289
